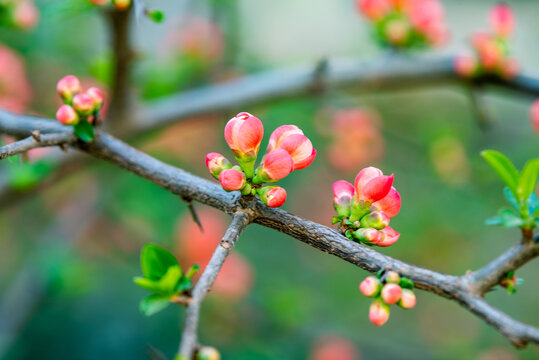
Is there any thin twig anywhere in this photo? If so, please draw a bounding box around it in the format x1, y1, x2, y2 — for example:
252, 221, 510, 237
0, 132, 75, 160
178, 213, 250, 359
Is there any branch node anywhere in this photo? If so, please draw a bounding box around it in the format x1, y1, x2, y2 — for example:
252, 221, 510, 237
31, 130, 40, 142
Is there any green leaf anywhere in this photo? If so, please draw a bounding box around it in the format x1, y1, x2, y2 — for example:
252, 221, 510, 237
134, 265, 182, 295
73, 119, 94, 143
185, 264, 199, 279
139, 294, 171, 316
177, 276, 192, 292
498, 209, 524, 228
399, 277, 414, 290
503, 187, 519, 211
140, 244, 179, 280
147, 10, 164, 23
517, 159, 539, 201
481, 150, 519, 195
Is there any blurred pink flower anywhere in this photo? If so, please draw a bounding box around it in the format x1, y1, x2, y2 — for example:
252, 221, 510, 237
327, 109, 385, 172
0, 44, 32, 113
310, 335, 361, 360
162, 16, 224, 62
13, 1, 39, 30
175, 208, 254, 300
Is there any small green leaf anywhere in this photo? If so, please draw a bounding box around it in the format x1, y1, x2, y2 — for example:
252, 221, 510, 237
498, 209, 524, 228
517, 159, 539, 201
140, 294, 171, 316
185, 264, 199, 279
485, 216, 502, 226
140, 244, 179, 280
147, 9, 164, 23
73, 119, 94, 143
399, 277, 414, 290
133, 277, 162, 293
503, 187, 520, 211
134, 266, 182, 295
481, 150, 519, 195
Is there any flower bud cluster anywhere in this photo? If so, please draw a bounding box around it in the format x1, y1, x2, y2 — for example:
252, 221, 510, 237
88, 0, 131, 11
55, 75, 104, 127
333, 166, 401, 247
206, 112, 316, 208
356, 0, 449, 49
359, 270, 416, 326
499, 271, 522, 295
455, 4, 518, 79
0, 0, 39, 30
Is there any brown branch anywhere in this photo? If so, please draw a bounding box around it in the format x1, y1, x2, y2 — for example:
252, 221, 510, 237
0, 132, 75, 160
0, 112, 537, 347
178, 213, 250, 359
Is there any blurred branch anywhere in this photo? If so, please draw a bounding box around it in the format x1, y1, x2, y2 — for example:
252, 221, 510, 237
2, 55, 539, 209
178, 213, 250, 359
105, 8, 134, 134
0, 132, 75, 160
0, 112, 537, 348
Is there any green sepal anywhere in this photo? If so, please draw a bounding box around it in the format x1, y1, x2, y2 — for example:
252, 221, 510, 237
236, 156, 257, 179
376, 269, 385, 279
177, 276, 192, 292
399, 277, 414, 290
332, 216, 342, 225
73, 119, 94, 143
349, 201, 370, 223
139, 294, 171, 316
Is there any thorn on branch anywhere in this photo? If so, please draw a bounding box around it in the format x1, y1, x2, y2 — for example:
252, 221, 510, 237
31, 130, 40, 142
182, 196, 203, 232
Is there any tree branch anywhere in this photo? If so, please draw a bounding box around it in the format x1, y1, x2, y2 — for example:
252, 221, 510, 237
0, 132, 75, 160
0, 111, 537, 347
178, 213, 250, 359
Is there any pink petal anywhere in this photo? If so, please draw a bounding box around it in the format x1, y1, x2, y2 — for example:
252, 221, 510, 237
372, 187, 401, 218
361, 174, 394, 202
354, 166, 383, 194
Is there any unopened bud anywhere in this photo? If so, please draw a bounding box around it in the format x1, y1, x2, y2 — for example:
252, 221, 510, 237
369, 300, 390, 326
113, 0, 131, 10
86, 87, 104, 109
218, 169, 246, 192
56, 104, 79, 125
398, 289, 416, 309
196, 346, 221, 360
352, 227, 383, 245
205, 152, 232, 179
384, 271, 400, 284
72, 93, 95, 116
359, 276, 380, 297
57, 75, 81, 102
258, 186, 287, 208
381, 283, 402, 305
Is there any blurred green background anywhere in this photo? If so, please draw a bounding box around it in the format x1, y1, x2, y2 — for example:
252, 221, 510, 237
0, 0, 538, 359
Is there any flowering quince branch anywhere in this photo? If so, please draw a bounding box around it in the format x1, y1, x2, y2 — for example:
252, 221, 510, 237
1, 111, 538, 350
0, 132, 75, 160
177, 213, 250, 360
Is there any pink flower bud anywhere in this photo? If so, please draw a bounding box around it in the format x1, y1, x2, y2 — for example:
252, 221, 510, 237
258, 186, 287, 208
278, 134, 317, 170
354, 167, 394, 203
398, 289, 416, 309
56, 104, 79, 125
57, 75, 81, 102
352, 227, 383, 245
384, 271, 400, 284
530, 100, 539, 134
369, 300, 390, 326
360, 210, 390, 230
206, 152, 232, 179
407, 0, 446, 35
218, 169, 246, 192
454, 55, 478, 78
13, 1, 39, 30
224, 112, 264, 157
89, 0, 109, 4
356, 0, 391, 21
378, 226, 400, 247
359, 276, 381, 297
72, 93, 95, 116
333, 180, 355, 218
86, 87, 104, 109
381, 283, 402, 305
372, 187, 401, 218
267, 125, 304, 152
489, 3, 514, 38
253, 149, 294, 184
113, 0, 131, 10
